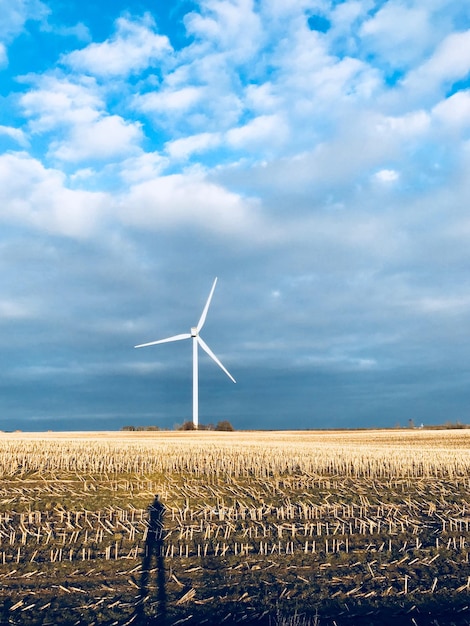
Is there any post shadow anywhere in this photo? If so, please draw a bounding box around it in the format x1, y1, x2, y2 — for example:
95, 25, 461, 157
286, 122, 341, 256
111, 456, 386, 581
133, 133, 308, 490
136, 494, 167, 625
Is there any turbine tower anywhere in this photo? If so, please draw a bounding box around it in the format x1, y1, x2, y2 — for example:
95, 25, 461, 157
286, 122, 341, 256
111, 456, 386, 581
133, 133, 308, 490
135, 278, 236, 429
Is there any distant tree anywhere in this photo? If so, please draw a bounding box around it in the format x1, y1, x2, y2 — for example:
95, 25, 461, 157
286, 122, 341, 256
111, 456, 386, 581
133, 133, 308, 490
178, 421, 196, 431
215, 420, 234, 432
122, 425, 136, 431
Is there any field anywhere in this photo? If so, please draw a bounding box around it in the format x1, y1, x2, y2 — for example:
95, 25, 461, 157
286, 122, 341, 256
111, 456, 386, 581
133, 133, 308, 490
0, 429, 470, 625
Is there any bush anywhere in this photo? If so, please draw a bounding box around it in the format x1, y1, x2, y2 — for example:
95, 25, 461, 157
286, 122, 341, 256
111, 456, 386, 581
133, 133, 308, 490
198, 423, 215, 431
215, 420, 234, 431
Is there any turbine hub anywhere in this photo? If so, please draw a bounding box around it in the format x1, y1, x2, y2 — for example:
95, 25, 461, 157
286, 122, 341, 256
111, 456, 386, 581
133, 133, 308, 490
191, 327, 198, 337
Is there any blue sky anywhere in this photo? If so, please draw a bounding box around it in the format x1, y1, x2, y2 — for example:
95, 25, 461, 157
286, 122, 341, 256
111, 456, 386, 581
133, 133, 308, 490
1, 0, 470, 431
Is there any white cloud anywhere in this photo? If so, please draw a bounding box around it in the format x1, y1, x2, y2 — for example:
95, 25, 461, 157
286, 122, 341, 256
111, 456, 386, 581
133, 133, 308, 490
127, 3, 266, 135
331, 0, 370, 33
0, 0, 49, 40
360, 2, 432, 68
274, 28, 330, 88
51, 115, 143, 162
69, 168, 95, 181
244, 83, 280, 113
311, 56, 379, 102
226, 114, 289, 150
376, 110, 431, 137
129, 2, 368, 144
0, 152, 109, 237
135, 86, 205, 114
49, 22, 90, 42
374, 169, 399, 183
120, 170, 260, 235
0, 125, 28, 146
433, 90, 470, 128
269, 25, 381, 120
0, 0, 49, 68
236, 108, 413, 196
402, 30, 470, 99
20, 75, 103, 133
20, 75, 142, 162
166, 132, 222, 160
184, 0, 263, 61
119, 152, 168, 184
62, 14, 171, 78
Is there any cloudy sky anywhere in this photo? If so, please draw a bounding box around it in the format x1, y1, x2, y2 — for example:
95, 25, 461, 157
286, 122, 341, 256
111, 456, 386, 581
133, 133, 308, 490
1, 0, 470, 431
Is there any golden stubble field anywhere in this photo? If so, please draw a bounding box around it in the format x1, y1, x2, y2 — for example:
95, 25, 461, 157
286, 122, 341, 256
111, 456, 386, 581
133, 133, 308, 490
0, 429, 469, 625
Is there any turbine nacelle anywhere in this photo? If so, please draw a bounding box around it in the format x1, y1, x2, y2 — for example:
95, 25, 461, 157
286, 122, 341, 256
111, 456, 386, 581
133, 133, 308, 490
191, 327, 198, 337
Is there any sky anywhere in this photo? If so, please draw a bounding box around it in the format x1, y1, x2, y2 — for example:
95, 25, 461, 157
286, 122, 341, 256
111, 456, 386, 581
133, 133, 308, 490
1, 0, 470, 431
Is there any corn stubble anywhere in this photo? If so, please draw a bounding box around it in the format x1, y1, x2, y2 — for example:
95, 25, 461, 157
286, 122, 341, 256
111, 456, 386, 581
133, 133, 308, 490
0, 429, 469, 625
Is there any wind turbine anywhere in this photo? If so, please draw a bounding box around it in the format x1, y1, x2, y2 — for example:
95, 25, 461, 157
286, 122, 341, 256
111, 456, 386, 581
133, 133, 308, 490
135, 278, 236, 429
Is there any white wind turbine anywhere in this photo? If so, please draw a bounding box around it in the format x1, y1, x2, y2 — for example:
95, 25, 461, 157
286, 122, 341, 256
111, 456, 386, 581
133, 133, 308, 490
135, 278, 236, 429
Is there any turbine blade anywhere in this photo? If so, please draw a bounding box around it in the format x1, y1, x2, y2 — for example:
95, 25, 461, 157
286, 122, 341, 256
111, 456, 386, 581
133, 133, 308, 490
135, 333, 191, 348
197, 336, 236, 383
197, 277, 218, 332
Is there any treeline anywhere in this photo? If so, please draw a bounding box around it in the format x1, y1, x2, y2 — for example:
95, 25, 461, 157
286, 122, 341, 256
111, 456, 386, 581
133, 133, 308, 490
177, 420, 234, 431
121, 425, 161, 431
422, 421, 470, 430
121, 420, 234, 432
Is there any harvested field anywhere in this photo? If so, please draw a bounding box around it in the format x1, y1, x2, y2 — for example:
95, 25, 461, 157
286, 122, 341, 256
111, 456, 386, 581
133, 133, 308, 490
0, 429, 469, 625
